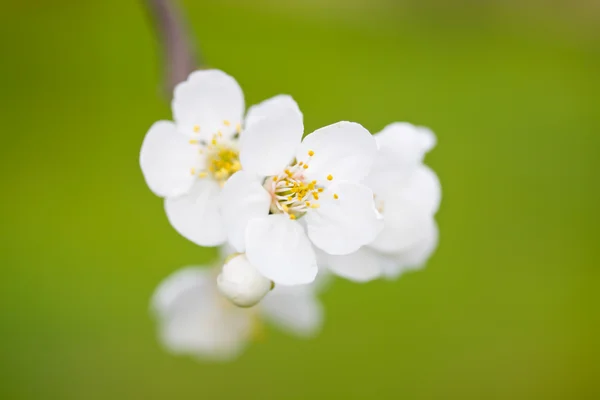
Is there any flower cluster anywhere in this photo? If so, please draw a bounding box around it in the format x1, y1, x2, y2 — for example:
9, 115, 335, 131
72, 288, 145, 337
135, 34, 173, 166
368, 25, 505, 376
141, 70, 441, 360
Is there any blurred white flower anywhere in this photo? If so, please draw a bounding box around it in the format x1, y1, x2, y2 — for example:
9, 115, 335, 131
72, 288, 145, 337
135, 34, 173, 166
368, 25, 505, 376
220, 96, 382, 286
140, 69, 247, 247
151, 263, 324, 361
319, 123, 441, 282
217, 253, 273, 308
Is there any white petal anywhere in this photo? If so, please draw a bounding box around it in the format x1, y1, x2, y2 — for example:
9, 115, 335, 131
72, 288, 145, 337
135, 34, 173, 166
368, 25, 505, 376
172, 69, 244, 139
245, 94, 301, 128
366, 123, 437, 195
295, 122, 377, 184
402, 165, 441, 215
220, 171, 271, 252
239, 97, 304, 176
165, 179, 226, 247
260, 283, 323, 337
306, 182, 383, 255
151, 267, 252, 360
369, 205, 429, 254
383, 219, 439, 279
217, 254, 272, 308
140, 121, 198, 197
319, 246, 384, 283
368, 165, 441, 253
375, 122, 436, 167
245, 215, 318, 285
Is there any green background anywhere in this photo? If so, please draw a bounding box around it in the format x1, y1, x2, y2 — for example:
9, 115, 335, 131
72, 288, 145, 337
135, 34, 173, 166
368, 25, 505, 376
1, 1, 598, 398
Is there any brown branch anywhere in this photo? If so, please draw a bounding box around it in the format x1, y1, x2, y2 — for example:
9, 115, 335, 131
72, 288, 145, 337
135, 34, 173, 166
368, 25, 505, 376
145, 0, 200, 97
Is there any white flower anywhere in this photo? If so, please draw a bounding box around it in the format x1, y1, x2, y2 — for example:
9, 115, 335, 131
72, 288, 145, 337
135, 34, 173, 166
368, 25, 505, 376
220, 96, 383, 286
139, 69, 246, 247
217, 253, 273, 308
319, 123, 441, 282
151, 264, 324, 361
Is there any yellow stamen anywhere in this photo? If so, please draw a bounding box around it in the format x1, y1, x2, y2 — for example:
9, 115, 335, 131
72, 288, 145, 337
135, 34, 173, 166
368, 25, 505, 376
305, 201, 311, 206
318, 188, 324, 193
189, 139, 199, 144
308, 150, 314, 156
190, 168, 196, 175
235, 123, 241, 133
193, 125, 200, 133
333, 193, 339, 199
303, 164, 309, 169
223, 120, 231, 126
289, 214, 296, 220
198, 172, 208, 178
310, 204, 320, 209
327, 174, 333, 181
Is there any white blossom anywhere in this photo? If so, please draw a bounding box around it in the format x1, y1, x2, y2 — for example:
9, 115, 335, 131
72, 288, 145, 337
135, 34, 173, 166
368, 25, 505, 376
220, 96, 383, 286
151, 261, 324, 361
319, 123, 441, 282
140, 69, 247, 247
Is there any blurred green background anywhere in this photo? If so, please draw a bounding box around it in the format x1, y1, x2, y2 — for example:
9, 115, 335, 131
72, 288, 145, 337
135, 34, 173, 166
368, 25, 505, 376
1, 0, 599, 398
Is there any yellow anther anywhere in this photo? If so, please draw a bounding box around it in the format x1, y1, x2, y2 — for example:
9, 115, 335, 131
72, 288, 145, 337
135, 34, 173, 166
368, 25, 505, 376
289, 214, 296, 220
310, 204, 320, 209
327, 174, 333, 181
235, 123, 241, 133
211, 138, 217, 145
318, 188, 324, 193
190, 168, 196, 175
303, 164, 309, 170
218, 131, 223, 137
308, 150, 314, 156
285, 169, 292, 177
272, 176, 278, 181
311, 180, 317, 185
313, 192, 319, 200
282, 205, 289, 212
223, 120, 231, 126
298, 161, 304, 166
198, 172, 208, 178
288, 196, 293, 201
333, 193, 339, 199
193, 125, 200, 133
305, 201, 311, 206
189, 139, 199, 144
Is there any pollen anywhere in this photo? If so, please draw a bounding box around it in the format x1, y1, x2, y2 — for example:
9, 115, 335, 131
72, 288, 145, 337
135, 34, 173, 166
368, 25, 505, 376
333, 193, 339, 199
327, 174, 333, 181
308, 150, 315, 156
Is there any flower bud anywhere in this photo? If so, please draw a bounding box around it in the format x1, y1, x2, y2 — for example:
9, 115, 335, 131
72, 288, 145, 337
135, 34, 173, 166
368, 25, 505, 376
217, 254, 273, 308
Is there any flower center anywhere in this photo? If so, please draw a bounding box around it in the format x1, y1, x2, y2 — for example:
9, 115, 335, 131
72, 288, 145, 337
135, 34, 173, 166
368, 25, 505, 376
264, 150, 336, 219
188, 123, 241, 184
207, 146, 241, 182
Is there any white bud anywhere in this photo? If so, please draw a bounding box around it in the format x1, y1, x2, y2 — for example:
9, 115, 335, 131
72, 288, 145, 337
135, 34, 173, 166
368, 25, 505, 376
217, 254, 273, 308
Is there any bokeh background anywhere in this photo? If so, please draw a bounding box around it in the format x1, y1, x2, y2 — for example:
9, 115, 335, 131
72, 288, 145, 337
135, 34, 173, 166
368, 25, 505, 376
1, 0, 599, 398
